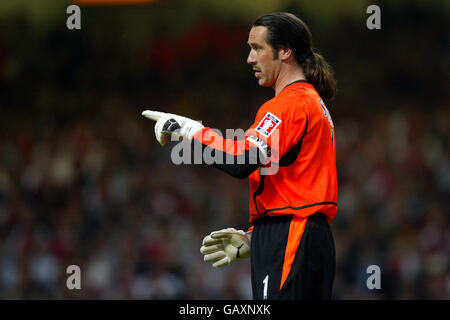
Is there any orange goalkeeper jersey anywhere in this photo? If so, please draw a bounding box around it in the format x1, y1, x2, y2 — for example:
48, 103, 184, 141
192, 80, 338, 224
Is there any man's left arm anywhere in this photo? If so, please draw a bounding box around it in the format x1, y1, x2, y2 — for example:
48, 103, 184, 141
142, 109, 270, 179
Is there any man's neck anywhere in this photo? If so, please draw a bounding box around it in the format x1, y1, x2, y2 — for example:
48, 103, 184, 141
273, 66, 306, 96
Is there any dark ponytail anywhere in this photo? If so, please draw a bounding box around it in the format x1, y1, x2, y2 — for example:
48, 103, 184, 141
253, 12, 337, 101
301, 51, 336, 101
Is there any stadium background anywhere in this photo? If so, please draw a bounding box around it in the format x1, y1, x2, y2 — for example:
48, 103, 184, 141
0, 0, 448, 299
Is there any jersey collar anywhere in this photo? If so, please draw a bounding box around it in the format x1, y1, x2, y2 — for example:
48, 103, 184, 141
283, 80, 309, 91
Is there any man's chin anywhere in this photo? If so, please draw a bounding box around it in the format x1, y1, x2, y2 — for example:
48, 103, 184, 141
258, 79, 271, 87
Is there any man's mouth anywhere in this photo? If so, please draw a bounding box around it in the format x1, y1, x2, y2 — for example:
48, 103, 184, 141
253, 68, 262, 78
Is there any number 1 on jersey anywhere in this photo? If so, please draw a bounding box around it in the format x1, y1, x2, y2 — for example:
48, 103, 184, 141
319, 99, 335, 150
263, 275, 269, 299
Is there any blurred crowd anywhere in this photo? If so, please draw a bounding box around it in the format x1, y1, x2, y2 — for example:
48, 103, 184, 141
0, 3, 448, 299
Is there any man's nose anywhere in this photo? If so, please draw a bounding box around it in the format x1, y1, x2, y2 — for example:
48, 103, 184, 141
247, 51, 256, 65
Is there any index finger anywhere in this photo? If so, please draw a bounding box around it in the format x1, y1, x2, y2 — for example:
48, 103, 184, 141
202, 235, 222, 246
210, 232, 233, 240
142, 110, 164, 121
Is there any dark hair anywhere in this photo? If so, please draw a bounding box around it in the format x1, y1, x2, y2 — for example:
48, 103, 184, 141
253, 12, 336, 101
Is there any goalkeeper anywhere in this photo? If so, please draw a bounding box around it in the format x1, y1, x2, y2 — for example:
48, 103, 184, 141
143, 12, 338, 300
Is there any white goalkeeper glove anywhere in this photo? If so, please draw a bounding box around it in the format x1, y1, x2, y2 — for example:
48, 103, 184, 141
142, 110, 204, 146
200, 228, 251, 268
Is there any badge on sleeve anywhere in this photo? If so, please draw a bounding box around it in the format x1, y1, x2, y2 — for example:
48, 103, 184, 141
255, 112, 281, 137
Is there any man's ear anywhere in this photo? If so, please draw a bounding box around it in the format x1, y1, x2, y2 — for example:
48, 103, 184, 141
278, 47, 294, 61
